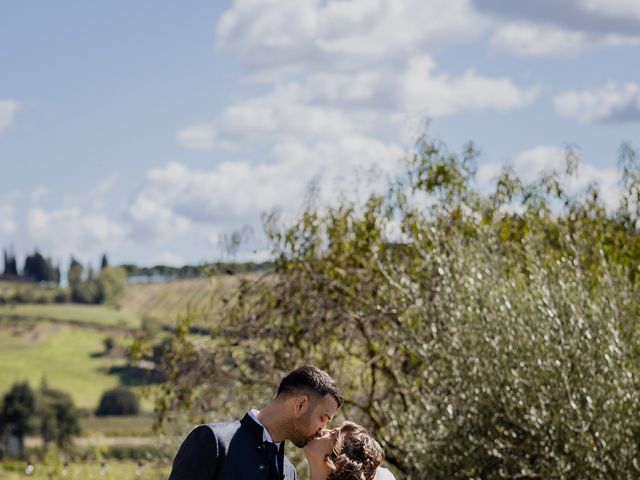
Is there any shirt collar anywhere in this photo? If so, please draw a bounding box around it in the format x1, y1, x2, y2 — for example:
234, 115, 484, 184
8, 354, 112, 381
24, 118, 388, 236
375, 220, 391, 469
248, 409, 282, 448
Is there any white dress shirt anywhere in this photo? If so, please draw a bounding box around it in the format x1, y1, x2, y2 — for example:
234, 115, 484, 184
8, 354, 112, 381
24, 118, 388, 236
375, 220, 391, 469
248, 409, 282, 472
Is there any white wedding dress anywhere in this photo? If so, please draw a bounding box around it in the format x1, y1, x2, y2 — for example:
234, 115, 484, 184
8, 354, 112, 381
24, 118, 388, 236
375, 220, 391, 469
374, 467, 397, 480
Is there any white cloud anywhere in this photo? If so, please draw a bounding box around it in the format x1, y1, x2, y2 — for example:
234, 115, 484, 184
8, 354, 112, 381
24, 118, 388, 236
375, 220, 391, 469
399, 56, 538, 116
476, 162, 503, 186
479, 146, 620, 210
491, 23, 589, 57
177, 124, 218, 150
217, 0, 484, 72
0, 100, 21, 134
172, 0, 539, 256
133, 133, 405, 234
25, 207, 127, 263
476, 0, 640, 57
127, 166, 192, 243
220, 90, 362, 143
0, 203, 16, 236
511, 146, 572, 183
490, 22, 640, 57
554, 82, 640, 123
514, 146, 620, 209
582, 0, 640, 20
180, 56, 537, 152
474, 0, 640, 35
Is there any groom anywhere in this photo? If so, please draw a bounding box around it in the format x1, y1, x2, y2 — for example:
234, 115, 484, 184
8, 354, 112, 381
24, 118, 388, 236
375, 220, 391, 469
168, 365, 344, 480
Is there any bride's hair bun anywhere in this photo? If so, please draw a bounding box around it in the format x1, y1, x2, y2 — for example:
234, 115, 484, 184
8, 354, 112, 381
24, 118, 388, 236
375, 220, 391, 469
325, 421, 384, 480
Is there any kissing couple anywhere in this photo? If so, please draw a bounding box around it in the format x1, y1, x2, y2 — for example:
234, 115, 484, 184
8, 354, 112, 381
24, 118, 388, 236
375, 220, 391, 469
168, 365, 395, 480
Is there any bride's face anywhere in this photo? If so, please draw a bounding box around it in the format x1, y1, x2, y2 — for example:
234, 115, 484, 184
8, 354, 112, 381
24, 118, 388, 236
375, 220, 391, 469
302, 427, 337, 461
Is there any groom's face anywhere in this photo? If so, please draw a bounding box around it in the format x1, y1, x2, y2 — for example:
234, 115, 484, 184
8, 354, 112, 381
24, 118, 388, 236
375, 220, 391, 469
289, 393, 339, 448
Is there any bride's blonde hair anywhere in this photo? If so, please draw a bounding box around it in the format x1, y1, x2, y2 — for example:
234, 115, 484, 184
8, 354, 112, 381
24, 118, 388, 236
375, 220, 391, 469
325, 421, 384, 480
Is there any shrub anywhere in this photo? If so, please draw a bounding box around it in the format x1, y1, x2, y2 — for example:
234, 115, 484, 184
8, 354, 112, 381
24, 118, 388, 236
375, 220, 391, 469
95, 387, 140, 416
71, 280, 100, 304
141, 315, 161, 338
53, 289, 70, 303
103, 337, 115, 354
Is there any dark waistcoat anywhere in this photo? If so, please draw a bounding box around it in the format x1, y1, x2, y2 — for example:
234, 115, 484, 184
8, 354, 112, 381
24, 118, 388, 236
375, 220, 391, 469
168, 413, 297, 480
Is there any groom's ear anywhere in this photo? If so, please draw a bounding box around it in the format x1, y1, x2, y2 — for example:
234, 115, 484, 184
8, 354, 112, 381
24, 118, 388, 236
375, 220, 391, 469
293, 394, 310, 416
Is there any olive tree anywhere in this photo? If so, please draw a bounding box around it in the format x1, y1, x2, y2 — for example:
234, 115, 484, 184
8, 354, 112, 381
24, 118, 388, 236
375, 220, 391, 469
155, 134, 640, 479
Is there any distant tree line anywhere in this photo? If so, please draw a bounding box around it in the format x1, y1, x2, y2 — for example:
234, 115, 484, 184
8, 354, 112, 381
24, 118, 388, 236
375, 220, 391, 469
2, 249, 273, 285
1, 248, 274, 305
0, 252, 125, 305
1, 251, 111, 285
121, 260, 274, 281
2, 249, 60, 284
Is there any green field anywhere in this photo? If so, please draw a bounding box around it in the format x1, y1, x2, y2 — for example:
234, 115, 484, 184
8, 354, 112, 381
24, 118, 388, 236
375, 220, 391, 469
0, 280, 67, 304
0, 276, 244, 434
0, 461, 169, 480
0, 304, 140, 330
80, 415, 156, 437
0, 324, 130, 410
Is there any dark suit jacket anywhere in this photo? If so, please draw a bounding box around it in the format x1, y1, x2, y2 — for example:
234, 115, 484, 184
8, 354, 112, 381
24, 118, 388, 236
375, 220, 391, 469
168, 413, 297, 480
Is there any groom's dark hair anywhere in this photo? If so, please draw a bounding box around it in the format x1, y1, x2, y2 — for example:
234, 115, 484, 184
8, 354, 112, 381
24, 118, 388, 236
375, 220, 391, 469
277, 365, 344, 407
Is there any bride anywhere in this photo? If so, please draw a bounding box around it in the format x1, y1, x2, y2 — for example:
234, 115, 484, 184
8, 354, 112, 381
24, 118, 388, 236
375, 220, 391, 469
303, 421, 396, 480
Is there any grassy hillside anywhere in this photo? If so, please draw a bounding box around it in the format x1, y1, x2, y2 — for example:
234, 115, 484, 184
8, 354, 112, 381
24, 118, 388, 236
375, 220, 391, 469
118, 275, 250, 326
0, 304, 140, 330
0, 275, 252, 413
0, 323, 126, 409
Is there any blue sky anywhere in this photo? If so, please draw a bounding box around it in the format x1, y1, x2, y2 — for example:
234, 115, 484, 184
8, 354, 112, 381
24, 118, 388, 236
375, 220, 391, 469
1, 0, 639, 269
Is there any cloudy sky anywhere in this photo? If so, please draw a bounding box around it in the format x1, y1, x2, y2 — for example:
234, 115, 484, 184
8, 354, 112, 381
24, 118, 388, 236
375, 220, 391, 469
1, 0, 639, 268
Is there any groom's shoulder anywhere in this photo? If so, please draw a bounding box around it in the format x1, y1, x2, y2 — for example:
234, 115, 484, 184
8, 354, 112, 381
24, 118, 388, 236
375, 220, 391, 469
203, 419, 242, 443
205, 419, 241, 432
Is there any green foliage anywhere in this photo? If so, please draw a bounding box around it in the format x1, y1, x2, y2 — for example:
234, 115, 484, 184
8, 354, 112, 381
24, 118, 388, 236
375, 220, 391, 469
95, 387, 140, 416
38, 383, 81, 450
0, 382, 37, 457
121, 261, 273, 279
96, 267, 126, 305
2, 248, 18, 276
67, 258, 83, 288
23, 251, 58, 284
71, 280, 100, 304
1, 382, 80, 457
140, 315, 161, 338
0, 281, 70, 305
103, 336, 115, 354
100, 254, 109, 270
157, 133, 640, 479
71, 267, 126, 305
